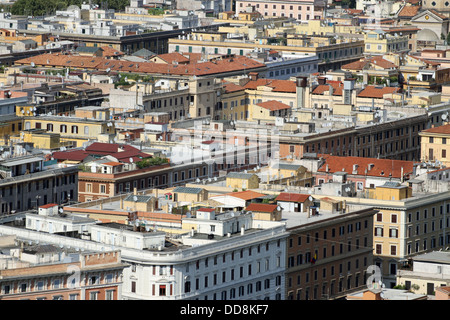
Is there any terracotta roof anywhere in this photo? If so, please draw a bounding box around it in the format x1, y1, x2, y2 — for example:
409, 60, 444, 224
342, 56, 397, 71
317, 154, 415, 179
370, 56, 398, 69
222, 81, 245, 93
256, 100, 291, 111
156, 52, 190, 64
421, 123, 450, 135
197, 207, 215, 212
100, 46, 124, 57
15, 53, 266, 77
312, 81, 343, 96
275, 192, 310, 203
243, 78, 297, 93
342, 59, 370, 71
397, 5, 420, 17
429, 9, 448, 20
102, 161, 123, 166
245, 203, 278, 212
52, 149, 89, 162
357, 85, 400, 98
224, 190, 266, 200
39, 203, 58, 209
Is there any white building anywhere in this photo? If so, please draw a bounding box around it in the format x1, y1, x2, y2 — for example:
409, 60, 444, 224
25, 204, 97, 234
396, 251, 450, 295
0, 203, 288, 300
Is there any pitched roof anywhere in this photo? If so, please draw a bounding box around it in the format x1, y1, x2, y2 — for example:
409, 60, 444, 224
421, 123, 450, 135
357, 85, 400, 98
275, 192, 310, 203
156, 52, 190, 64
317, 154, 415, 179
52, 149, 89, 162
243, 78, 297, 93
342, 56, 397, 71
15, 53, 266, 77
256, 100, 291, 111
311, 81, 343, 96
397, 5, 420, 17
124, 194, 154, 203
227, 172, 256, 179
100, 46, 124, 57
245, 203, 278, 212
172, 186, 204, 194
222, 81, 245, 93
224, 190, 265, 200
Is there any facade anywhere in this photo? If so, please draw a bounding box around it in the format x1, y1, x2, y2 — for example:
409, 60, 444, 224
0, 206, 288, 300
0, 154, 78, 213
0, 239, 127, 300
340, 188, 450, 288
419, 123, 450, 166
285, 207, 377, 300
396, 251, 450, 295
235, 0, 323, 21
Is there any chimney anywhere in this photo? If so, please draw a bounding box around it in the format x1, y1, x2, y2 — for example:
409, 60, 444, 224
249, 72, 258, 81
134, 187, 137, 195
241, 226, 245, 235
318, 77, 326, 85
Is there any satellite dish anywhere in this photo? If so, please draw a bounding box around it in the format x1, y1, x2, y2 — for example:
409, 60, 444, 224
277, 206, 281, 211
442, 113, 448, 120
133, 195, 138, 202
129, 157, 134, 163
59, 208, 63, 213
308, 195, 313, 201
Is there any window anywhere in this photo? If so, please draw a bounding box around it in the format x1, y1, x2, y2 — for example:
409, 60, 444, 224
100, 184, 106, 194
376, 244, 382, 254
89, 291, 99, 300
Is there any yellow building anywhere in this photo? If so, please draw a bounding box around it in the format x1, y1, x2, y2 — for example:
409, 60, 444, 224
171, 186, 208, 203
245, 203, 281, 221
122, 194, 158, 212
0, 114, 24, 145
21, 130, 62, 150
249, 100, 290, 124
226, 172, 259, 189
364, 30, 409, 55
419, 123, 450, 165
313, 188, 450, 288
17, 108, 116, 148
372, 181, 412, 201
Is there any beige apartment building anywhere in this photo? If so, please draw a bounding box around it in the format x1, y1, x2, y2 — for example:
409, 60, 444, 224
315, 185, 450, 288
419, 123, 450, 166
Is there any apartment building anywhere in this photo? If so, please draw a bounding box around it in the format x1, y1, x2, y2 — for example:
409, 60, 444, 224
168, 32, 364, 73
396, 250, 450, 295
320, 186, 450, 288
285, 207, 377, 300
363, 30, 410, 56
419, 122, 450, 166
18, 105, 116, 148
0, 154, 78, 213
0, 237, 127, 300
0, 204, 288, 300
235, 0, 323, 21
109, 77, 223, 120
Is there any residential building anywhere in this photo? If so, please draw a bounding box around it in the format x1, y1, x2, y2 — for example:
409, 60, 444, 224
0, 203, 289, 300
313, 154, 415, 192
419, 123, 450, 165
285, 207, 377, 300
0, 154, 78, 213
363, 30, 410, 56
396, 251, 450, 295
226, 172, 260, 190
235, 1, 323, 21
324, 187, 450, 288
0, 237, 127, 300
